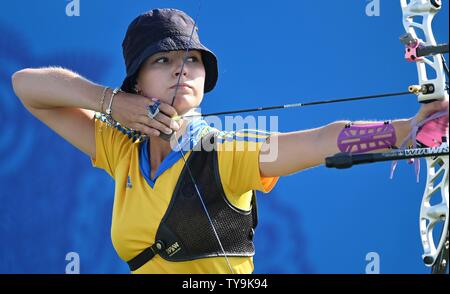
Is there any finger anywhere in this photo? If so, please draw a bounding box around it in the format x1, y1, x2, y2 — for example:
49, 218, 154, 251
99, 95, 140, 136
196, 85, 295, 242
133, 122, 160, 137
155, 100, 178, 118
139, 115, 174, 135
144, 98, 180, 130
154, 112, 180, 131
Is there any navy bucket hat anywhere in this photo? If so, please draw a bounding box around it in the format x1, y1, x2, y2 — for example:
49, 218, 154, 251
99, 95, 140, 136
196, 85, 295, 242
121, 8, 218, 94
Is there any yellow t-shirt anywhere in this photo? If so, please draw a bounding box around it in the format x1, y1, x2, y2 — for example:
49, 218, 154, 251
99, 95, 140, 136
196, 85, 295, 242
90, 114, 279, 273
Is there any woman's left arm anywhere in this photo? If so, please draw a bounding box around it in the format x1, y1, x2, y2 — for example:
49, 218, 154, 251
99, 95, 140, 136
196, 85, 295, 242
259, 100, 448, 177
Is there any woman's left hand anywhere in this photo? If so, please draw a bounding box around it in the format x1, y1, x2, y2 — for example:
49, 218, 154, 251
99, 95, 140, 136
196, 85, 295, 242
414, 99, 449, 124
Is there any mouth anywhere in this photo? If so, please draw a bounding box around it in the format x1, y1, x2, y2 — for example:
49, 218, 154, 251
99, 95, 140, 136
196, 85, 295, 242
170, 83, 192, 90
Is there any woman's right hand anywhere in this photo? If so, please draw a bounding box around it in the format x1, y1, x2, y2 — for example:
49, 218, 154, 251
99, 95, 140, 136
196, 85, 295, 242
110, 91, 180, 137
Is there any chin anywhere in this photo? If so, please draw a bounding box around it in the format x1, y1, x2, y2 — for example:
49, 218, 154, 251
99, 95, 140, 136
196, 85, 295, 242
177, 107, 197, 117
173, 95, 197, 107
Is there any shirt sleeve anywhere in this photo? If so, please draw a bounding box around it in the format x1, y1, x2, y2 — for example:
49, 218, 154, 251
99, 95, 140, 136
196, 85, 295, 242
216, 129, 279, 196
90, 113, 137, 179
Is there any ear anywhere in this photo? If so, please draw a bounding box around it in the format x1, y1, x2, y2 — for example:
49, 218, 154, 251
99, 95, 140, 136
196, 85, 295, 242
133, 81, 141, 93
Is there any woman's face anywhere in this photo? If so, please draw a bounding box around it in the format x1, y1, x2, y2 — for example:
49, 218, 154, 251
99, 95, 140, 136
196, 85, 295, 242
135, 50, 206, 116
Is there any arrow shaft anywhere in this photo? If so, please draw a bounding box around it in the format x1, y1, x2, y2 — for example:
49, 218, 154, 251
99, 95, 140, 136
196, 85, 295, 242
182, 91, 412, 118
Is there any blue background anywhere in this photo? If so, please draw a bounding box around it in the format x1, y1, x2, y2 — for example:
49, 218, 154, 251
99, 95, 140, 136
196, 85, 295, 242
0, 0, 448, 274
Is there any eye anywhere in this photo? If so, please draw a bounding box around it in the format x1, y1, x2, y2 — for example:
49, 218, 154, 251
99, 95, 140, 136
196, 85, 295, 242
185, 56, 199, 62
155, 57, 168, 64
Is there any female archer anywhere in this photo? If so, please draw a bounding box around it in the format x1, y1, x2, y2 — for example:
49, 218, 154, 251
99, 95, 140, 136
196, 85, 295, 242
11, 8, 448, 274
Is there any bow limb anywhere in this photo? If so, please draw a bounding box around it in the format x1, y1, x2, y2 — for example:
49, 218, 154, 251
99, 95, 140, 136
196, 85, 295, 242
419, 150, 449, 272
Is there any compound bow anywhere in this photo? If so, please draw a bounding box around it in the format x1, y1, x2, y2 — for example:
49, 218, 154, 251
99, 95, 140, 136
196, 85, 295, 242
398, 0, 447, 274
327, 0, 449, 274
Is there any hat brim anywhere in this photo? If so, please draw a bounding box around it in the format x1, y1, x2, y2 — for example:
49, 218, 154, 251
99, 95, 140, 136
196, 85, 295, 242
121, 35, 218, 94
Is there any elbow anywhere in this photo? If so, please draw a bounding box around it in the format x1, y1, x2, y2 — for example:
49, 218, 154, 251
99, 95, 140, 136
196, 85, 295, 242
11, 68, 31, 98
12, 68, 40, 108
11, 70, 21, 94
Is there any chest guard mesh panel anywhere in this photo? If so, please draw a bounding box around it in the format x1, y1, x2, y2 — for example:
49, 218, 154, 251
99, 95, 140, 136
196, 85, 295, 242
155, 132, 258, 261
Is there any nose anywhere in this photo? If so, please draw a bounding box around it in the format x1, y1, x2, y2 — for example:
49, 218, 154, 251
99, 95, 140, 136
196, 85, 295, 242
173, 57, 189, 79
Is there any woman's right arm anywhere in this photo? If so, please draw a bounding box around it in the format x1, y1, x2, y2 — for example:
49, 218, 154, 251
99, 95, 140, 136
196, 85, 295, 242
12, 67, 104, 158
12, 67, 180, 159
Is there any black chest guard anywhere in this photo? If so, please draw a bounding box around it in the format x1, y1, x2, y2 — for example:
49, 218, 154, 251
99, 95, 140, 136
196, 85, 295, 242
127, 132, 258, 271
